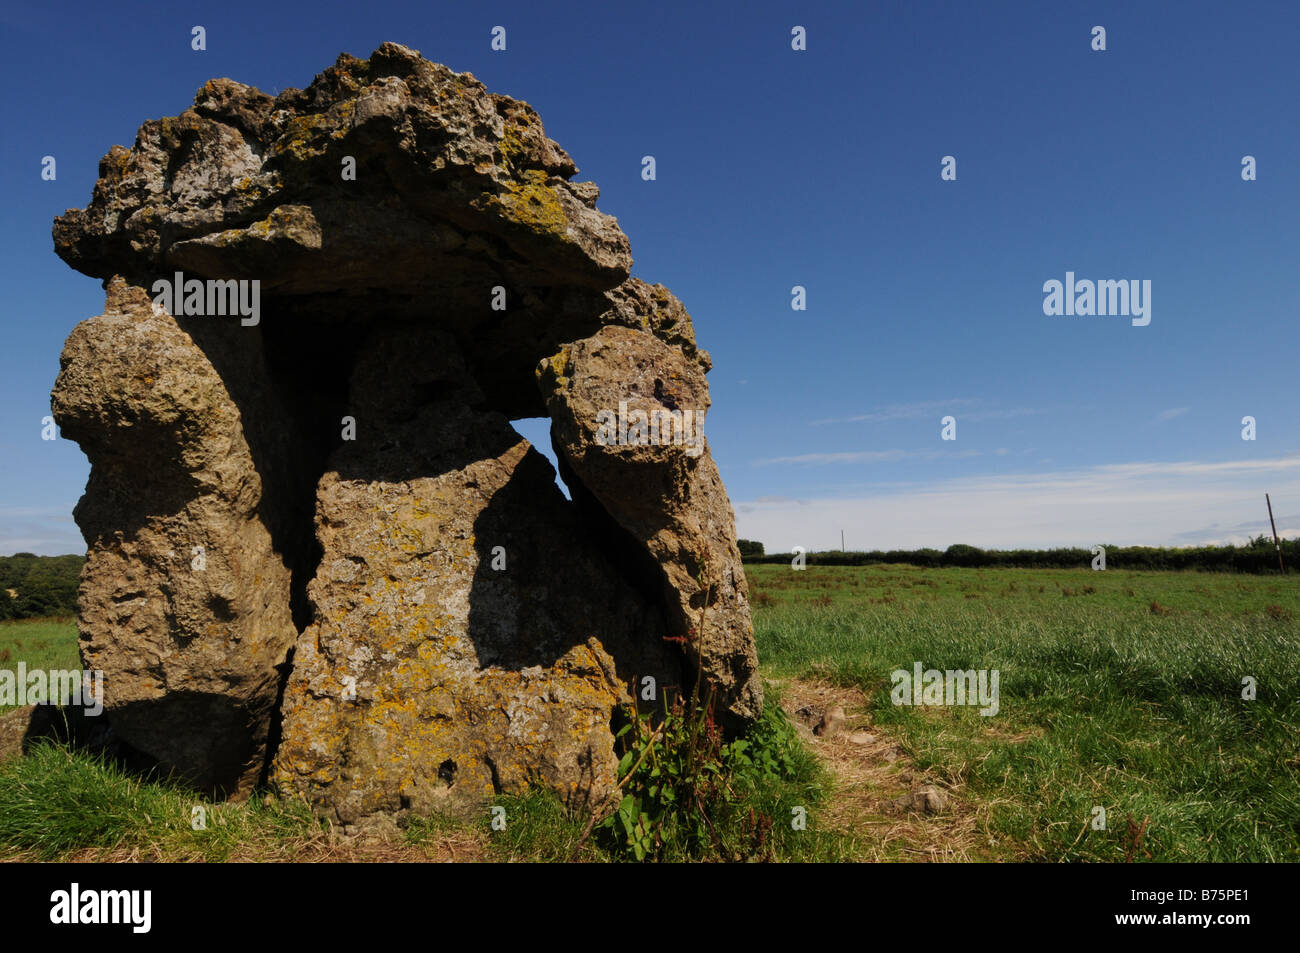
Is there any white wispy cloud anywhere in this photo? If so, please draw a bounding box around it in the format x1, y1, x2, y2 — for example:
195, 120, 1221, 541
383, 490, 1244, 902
1154, 407, 1190, 423
734, 454, 1300, 551
0, 505, 84, 556
753, 448, 982, 466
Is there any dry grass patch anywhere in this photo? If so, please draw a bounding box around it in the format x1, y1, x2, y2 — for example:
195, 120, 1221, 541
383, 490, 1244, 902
771, 678, 989, 861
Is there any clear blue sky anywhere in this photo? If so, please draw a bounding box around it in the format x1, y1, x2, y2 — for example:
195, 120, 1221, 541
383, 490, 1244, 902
2, 0, 1297, 555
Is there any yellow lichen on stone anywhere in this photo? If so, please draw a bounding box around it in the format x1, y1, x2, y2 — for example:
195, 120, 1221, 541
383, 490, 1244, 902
331, 100, 356, 139
537, 345, 573, 390
483, 170, 568, 238
272, 112, 330, 162
497, 124, 528, 174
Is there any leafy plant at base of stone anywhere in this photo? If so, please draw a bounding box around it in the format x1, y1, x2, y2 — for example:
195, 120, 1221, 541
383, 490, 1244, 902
598, 692, 806, 862
594, 541, 810, 862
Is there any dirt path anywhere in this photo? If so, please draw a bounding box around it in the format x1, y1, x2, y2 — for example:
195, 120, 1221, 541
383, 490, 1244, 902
774, 678, 987, 861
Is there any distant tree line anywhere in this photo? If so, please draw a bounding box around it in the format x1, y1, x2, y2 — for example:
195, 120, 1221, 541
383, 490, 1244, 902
741, 535, 1298, 573
0, 553, 84, 620
1, 536, 1292, 622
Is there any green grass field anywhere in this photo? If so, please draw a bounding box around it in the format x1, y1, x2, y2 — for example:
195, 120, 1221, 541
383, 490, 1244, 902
748, 563, 1300, 861
0, 617, 78, 714
2, 564, 1297, 861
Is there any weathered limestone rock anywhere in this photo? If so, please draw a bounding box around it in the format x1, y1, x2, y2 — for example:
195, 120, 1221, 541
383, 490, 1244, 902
53, 42, 630, 297
51, 279, 299, 796
273, 326, 681, 821
538, 306, 761, 727
50, 43, 759, 822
